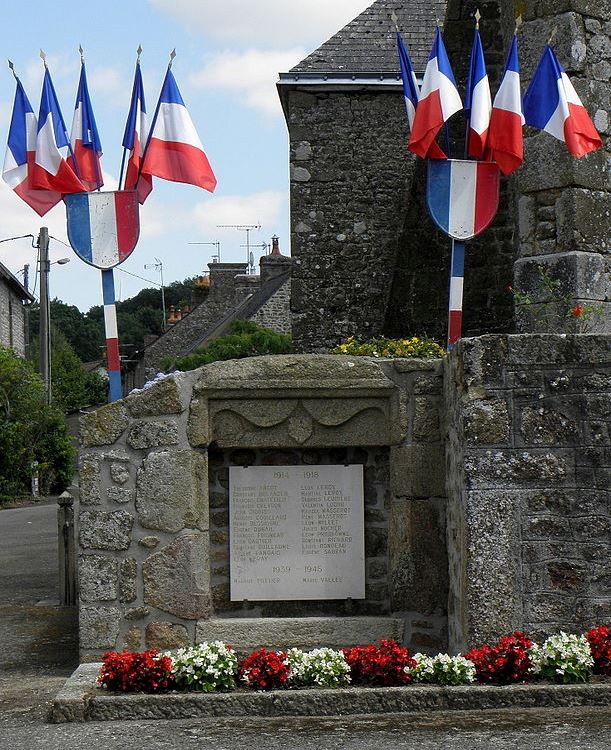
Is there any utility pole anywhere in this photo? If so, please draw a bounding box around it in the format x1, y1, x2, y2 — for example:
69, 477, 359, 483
38, 227, 51, 404
144, 258, 166, 329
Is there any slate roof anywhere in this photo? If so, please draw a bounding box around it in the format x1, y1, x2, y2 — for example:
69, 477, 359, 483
0, 260, 33, 302
289, 0, 448, 76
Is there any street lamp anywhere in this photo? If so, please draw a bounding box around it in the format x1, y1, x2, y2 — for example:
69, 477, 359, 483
144, 258, 166, 330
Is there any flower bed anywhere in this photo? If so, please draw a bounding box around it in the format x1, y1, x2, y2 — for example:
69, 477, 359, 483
98, 628, 610, 695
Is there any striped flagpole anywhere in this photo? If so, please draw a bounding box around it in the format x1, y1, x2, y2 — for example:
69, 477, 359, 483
447, 239, 465, 349
101, 269, 123, 402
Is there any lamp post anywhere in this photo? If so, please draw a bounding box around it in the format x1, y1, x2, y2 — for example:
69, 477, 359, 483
144, 258, 166, 330
37, 227, 70, 403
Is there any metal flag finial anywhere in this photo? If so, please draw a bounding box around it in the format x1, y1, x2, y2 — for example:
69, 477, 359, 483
475, 9, 481, 28
79, 44, 84, 64
169, 48, 176, 68
390, 10, 399, 33
137, 44, 142, 63
547, 26, 557, 46
515, 15, 523, 34
40, 49, 48, 68
8, 59, 18, 80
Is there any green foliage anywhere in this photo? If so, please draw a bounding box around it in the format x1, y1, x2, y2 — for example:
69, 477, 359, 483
333, 335, 445, 359
29, 299, 104, 362
0, 345, 75, 501
168, 320, 293, 372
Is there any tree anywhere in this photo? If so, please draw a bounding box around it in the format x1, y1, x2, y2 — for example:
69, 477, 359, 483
0, 345, 75, 501
29, 299, 104, 362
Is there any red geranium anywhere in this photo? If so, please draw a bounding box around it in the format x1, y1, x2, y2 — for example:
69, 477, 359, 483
465, 632, 534, 684
98, 649, 174, 693
342, 640, 416, 686
586, 626, 611, 675
238, 648, 290, 690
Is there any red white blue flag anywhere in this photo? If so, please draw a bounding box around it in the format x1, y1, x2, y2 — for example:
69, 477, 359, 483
122, 60, 152, 204
464, 27, 491, 158
64, 190, 140, 269
69, 61, 103, 191
427, 159, 500, 241
2, 75, 61, 215
32, 68, 85, 195
409, 28, 462, 159
523, 45, 602, 158
138, 67, 217, 201
486, 35, 524, 175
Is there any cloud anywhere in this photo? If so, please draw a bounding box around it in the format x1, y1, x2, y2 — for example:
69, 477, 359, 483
148, 0, 372, 48
191, 190, 286, 237
190, 48, 305, 117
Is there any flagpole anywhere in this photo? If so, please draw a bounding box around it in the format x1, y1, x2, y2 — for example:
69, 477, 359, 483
447, 239, 465, 349
464, 10, 481, 159
79, 45, 103, 191
101, 268, 122, 402
119, 45, 142, 190
137, 48, 175, 177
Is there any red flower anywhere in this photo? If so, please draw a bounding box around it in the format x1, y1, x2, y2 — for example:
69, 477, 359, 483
465, 632, 533, 685
98, 650, 174, 693
570, 305, 584, 317
586, 626, 611, 676
238, 648, 290, 691
342, 640, 416, 687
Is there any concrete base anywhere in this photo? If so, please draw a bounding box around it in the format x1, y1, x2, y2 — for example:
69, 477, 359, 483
49, 663, 611, 724
195, 617, 405, 655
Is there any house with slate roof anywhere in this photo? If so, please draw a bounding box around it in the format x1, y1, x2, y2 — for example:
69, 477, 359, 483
0, 261, 33, 358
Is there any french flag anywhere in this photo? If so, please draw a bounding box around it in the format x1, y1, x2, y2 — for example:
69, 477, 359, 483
523, 45, 602, 158
69, 61, 103, 191
31, 68, 85, 195
122, 60, 152, 204
409, 27, 462, 159
139, 67, 217, 200
2, 76, 61, 216
396, 31, 446, 159
486, 35, 524, 176
464, 27, 491, 158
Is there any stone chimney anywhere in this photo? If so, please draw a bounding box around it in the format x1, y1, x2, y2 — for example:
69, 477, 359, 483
259, 236, 292, 283
207, 262, 248, 304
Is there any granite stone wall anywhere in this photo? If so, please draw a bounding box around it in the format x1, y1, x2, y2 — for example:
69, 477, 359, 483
444, 334, 611, 651
249, 279, 292, 335
0, 280, 27, 357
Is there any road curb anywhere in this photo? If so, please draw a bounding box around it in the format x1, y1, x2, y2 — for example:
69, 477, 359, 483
48, 663, 611, 723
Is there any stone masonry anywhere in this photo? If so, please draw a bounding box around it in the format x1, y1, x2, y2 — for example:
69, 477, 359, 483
0, 261, 32, 357
78, 354, 448, 659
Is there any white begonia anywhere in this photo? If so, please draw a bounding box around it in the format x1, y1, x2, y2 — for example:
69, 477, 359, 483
286, 647, 351, 688
529, 632, 594, 683
167, 641, 237, 692
409, 652, 476, 685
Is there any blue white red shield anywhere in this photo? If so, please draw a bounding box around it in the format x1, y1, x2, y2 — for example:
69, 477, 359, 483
64, 190, 140, 269
426, 159, 500, 240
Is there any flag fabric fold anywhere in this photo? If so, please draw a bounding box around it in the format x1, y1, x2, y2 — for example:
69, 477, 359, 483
32, 68, 85, 195
2, 77, 61, 215
523, 45, 602, 157
70, 62, 103, 191
138, 67, 216, 201
464, 27, 491, 158
486, 35, 524, 175
408, 27, 462, 159
122, 60, 152, 203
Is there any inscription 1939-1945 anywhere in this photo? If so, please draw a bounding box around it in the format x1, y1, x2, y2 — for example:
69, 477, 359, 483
229, 465, 365, 601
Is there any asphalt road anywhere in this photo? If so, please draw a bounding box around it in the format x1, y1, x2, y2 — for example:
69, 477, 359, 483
1, 502, 610, 750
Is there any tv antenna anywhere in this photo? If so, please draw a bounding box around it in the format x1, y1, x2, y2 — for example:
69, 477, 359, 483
217, 223, 260, 274
240, 241, 268, 274
188, 240, 221, 263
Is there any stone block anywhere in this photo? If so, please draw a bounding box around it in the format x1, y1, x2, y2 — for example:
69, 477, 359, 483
452, 336, 509, 390
125, 374, 189, 417
124, 626, 142, 651
390, 444, 445, 498
556, 189, 611, 255
143, 533, 211, 619
110, 461, 131, 485
127, 419, 180, 450
195, 617, 405, 654
525, 593, 578, 623
136, 450, 208, 533
80, 606, 120, 649
78, 454, 101, 506
80, 402, 129, 448
139, 536, 160, 549
120, 558, 137, 603
514, 253, 608, 303
518, 405, 580, 446
79, 510, 133, 551
125, 607, 151, 621
389, 498, 448, 614
106, 487, 134, 505
464, 450, 572, 489
79, 555, 118, 602
522, 0, 611, 22
187, 397, 209, 447
145, 622, 190, 650
412, 397, 441, 443
463, 398, 510, 446
522, 516, 572, 540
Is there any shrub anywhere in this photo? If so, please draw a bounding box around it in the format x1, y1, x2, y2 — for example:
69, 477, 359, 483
586, 626, 611, 676
98, 650, 174, 693
342, 640, 416, 687
410, 653, 476, 686
529, 632, 594, 683
169, 641, 237, 692
286, 647, 351, 688
238, 648, 290, 690
167, 320, 293, 371
465, 632, 534, 684
333, 335, 445, 359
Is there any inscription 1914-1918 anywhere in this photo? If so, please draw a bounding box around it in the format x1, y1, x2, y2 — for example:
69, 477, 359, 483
229, 465, 365, 601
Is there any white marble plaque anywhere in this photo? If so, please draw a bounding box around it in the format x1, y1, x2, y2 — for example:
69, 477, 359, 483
229, 465, 365, 601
